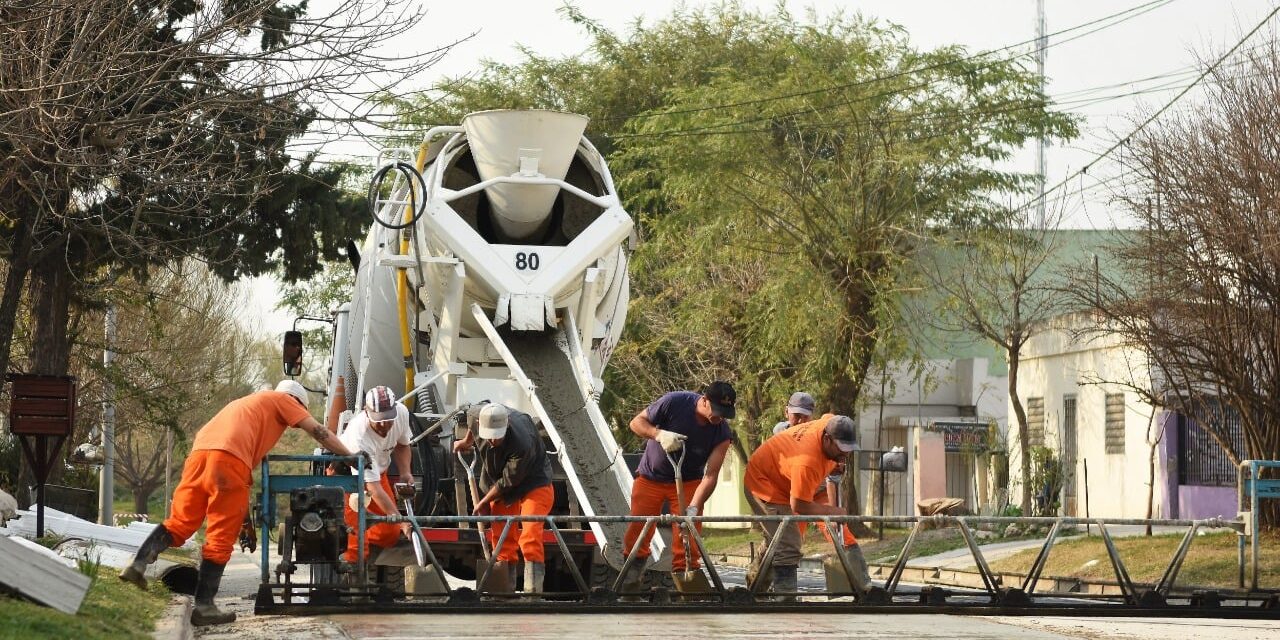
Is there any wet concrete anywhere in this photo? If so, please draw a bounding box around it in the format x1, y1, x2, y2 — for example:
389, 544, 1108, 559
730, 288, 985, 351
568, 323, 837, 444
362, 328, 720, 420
331, 612, 1072, 638
504, 330, 633, 566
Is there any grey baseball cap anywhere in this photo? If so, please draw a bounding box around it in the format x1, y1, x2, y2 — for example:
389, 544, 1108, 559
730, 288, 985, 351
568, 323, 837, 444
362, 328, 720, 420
786, 391, 815, 416
824, 415, 859, 452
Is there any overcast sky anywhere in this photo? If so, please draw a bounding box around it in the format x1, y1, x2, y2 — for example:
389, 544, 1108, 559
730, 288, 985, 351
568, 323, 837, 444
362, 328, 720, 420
250, 0, 1280, 336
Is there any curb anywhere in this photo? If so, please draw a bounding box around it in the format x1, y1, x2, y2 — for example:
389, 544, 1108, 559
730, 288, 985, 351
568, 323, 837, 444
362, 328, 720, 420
152, 595, 193, 640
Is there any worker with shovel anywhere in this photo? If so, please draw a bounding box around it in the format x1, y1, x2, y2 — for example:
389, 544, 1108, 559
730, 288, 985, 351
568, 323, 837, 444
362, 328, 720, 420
619, 382, 735, 594
119, 381, 358, 626
453, 403, 554, 595
745, 414, 872, 601
336, 386, 416, 564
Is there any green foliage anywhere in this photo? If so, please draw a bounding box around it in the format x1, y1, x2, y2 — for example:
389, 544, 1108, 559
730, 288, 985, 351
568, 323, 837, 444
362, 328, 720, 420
390, 2, 1077, 440
1029, 446, 1062, 516
0, 567, 170, 640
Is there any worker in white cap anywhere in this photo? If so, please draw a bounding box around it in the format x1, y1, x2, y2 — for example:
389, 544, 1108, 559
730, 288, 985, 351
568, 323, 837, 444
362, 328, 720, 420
453, 402, 554, 595
121, 380, 356, 626
772, 391, 816, 435
337, 385, 416, 563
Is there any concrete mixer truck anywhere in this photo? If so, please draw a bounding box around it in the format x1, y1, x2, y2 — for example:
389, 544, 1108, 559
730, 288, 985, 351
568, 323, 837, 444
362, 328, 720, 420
278, 110, 668, 594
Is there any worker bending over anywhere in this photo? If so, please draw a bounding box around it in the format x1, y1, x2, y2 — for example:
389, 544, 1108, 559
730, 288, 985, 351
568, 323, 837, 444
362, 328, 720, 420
453, 403, 554, 594
120, 381, 357, 626
745, 414, 872, 600
338, 386, 415, 564
619, 381, 735, 591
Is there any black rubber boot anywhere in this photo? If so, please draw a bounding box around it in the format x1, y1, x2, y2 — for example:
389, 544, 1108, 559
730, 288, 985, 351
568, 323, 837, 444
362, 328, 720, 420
190, 559, 236, 627
773, 565, 798, 602
119, 524, 172, 590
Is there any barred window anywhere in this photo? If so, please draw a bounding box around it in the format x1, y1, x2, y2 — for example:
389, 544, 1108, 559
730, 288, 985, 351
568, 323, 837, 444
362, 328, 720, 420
1178, 400, 1242, 487
1026, 397, 1044, 447
1105, 393, 1126, 454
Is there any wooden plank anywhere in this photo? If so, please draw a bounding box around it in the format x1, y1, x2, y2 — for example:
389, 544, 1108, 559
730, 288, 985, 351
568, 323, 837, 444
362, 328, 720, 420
0, 535, 91, 614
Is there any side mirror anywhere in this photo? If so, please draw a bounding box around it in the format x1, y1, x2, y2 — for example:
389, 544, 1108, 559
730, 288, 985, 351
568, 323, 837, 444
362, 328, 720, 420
283, 330, 304, 377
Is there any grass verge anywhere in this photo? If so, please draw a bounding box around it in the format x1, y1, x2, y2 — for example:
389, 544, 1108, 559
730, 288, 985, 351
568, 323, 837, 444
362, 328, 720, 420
988, 530, 1279, 590
0, 567, 171, 640
699, 525, 1030, 562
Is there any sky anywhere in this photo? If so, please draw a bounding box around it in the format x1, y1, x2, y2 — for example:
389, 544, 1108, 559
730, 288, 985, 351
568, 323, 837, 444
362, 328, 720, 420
249, 0, 1280, 338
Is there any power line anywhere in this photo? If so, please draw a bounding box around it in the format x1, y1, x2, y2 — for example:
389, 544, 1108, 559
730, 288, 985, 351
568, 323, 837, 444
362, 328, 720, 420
599, 0, 1177, 128
1024, 3, 1280, 214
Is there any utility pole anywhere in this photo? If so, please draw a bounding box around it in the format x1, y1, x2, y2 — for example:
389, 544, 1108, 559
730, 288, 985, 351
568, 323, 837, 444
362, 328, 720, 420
1035, 0, 1048, 228
98, 303, 115, 525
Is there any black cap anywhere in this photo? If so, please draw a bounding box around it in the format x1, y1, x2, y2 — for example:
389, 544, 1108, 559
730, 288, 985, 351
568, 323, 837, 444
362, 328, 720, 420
704, 381, 737, 420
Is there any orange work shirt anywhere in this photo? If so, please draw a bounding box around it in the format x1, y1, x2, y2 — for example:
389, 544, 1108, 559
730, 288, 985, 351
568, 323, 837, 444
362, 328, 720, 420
745, 413, 839, 505
191, 390, 313, 470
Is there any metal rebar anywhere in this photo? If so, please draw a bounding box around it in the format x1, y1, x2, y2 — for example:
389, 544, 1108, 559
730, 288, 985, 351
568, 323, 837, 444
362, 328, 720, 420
1022, 519, 1062, 595
751, 516, 792, 595
1156, 524, 1199, 596
476, 519, 514, 594
886, 521, 923, 596
1097, 522, 1135, 604
956, 520, 998, 595
546, 517, 589, 596
612, 518, 656, 593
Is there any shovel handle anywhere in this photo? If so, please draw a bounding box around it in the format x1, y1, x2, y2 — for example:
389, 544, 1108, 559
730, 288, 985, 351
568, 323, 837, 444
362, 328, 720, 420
456, 450, 492, 562
663, 444, 697, 572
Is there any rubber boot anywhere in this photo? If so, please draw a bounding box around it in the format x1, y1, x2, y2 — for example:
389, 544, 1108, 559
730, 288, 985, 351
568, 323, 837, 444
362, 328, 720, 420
190, 559, 236, 627
618, 562, 645, 602
119, 524, 172, 590
524, 561, 545, 598
773, 565, 798, 602
508, 561, 520, 591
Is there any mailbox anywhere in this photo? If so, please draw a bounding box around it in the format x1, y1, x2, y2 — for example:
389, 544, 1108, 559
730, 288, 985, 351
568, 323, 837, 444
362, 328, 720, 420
6, 374, 77, 436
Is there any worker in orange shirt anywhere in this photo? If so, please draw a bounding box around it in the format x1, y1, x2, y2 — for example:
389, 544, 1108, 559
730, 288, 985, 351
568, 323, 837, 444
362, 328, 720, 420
745, 414, 870, 600
119, 380, 357, 626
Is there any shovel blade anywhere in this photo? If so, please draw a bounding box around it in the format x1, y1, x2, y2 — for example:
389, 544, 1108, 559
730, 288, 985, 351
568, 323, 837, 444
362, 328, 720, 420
672, 569, 713, 594
476, 559, 514, 594
405, 565, 448, 597
823, 555, 852, 599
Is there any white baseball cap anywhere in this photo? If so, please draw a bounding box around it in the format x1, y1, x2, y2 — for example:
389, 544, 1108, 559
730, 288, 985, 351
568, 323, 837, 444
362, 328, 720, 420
364, 386, 398, 422
478, 404, 509, 440
275, 380, 308, 407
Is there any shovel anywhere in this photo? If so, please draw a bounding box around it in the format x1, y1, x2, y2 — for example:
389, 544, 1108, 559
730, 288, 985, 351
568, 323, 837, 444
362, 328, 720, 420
396, 482, 448, 597
457, 450, 512, 594
664, 445, 712, 595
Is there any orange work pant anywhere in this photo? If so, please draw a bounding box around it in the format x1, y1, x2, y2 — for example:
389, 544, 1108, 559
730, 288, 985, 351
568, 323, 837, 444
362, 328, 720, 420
488, 484, 554, 563
162, 449, 251, 565
344, 473, 403, 562
623, 475, 704, 571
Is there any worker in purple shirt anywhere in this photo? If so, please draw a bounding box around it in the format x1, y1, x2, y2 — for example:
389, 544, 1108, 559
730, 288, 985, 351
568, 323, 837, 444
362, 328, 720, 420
618, 381, 735, 589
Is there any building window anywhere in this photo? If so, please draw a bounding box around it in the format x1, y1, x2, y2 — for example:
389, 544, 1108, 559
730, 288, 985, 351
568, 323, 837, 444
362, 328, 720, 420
1026, 397, 1044, 447
1105, 393, 1126, 454
1177, 399, 1243, 487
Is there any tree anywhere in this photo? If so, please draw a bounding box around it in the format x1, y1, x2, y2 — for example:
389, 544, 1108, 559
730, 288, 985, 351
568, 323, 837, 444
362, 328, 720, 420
923, 212, 1067, 513
102, 264, 260, 515
391, 4, 1076, 448
0, 0, 443, 382
1082, 44, 1280, 527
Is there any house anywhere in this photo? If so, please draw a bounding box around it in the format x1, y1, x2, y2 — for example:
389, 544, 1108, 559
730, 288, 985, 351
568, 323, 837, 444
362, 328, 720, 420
1008, 312, 1239, 519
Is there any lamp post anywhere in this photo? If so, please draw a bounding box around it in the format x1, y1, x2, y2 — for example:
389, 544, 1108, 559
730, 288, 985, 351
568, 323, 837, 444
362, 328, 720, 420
98, 304, 115, 525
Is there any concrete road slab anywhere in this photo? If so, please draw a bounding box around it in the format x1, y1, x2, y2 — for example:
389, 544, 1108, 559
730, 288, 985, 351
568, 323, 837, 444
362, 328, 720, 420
986, 616, 1280, 640
331, 613, 1073, 639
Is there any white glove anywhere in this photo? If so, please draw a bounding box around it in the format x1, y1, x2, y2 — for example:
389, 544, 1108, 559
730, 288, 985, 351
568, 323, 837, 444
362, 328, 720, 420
684, 505, 698, 517
655, 429, 687, 453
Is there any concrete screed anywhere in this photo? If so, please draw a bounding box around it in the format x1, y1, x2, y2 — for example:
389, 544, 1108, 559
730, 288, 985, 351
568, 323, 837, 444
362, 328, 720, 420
199, 553, 1280, 639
